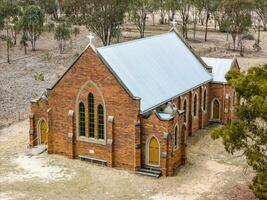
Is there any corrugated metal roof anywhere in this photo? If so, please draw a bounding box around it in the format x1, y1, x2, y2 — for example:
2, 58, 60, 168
97, 32, 213, 113
202, 57, 234, 83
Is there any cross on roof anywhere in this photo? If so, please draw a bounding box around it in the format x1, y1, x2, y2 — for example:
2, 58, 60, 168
170, 19, 177, 28
87, 32, 95, 45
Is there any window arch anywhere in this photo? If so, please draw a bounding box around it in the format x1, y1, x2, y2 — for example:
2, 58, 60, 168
193, 94, 198, 117
79, 102, 85, 136
203, 89, 207, 111
97, 104, 104, 140
88, 93, 94, 138
183, 98, 188, 123
174, 125, 179, 147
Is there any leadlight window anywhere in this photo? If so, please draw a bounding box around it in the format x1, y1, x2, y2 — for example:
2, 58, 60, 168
203, 89, 207, 111
88, 93, 94, 138
98, 104, 104, 140
79, 102, 85, 136
184, 99, 187, 123
193, 94, 198, 117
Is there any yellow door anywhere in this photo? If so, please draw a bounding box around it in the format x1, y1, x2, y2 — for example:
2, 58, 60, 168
213, 100, 220, 119
40, 120, 48, 144
149, 137, 159, 165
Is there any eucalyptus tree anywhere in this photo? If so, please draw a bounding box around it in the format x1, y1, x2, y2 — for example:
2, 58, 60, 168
0, 0, 20, 63
19, 5, 45, 51
129, 0, 156, 38
177, 0, 192, 39
212, 65, 267, 200
54, 23, 71, 53
63, 0, 128, 46
255, 0, 267, 31
200, 0, 221, 41
222, 0, 252, 54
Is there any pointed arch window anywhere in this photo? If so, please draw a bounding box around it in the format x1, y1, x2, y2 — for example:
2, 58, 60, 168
98, 104, 104, 140
79, 102, 85, 136
183, 98, 188, 123
88, 93, 94, 138
203, 89, 207, 111
193, 94, 198, 117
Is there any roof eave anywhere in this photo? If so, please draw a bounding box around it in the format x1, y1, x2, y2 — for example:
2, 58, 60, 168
140, 78, 213, 115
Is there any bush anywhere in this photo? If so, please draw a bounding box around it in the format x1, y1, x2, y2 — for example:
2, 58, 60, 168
33, 73, 44, 81
47, 22, 55, 32
72, 27, 80, 37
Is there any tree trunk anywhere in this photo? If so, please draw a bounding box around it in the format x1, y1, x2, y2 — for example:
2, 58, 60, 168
257, 24, 261, 44
205, 13, 209, 42
6, 23, 10, 63
32, 24, 35, 51
24, 45, 27, 55
232, 34, 236, 50
193, 21, 196, 40
152, 13, 155, 26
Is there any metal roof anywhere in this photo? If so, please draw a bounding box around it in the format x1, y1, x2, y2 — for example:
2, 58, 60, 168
202, 57, 234, 83
97, 32, 213, 113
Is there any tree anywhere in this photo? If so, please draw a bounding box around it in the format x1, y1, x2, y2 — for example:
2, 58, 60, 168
222, 0, 252, 54
200, 0, 221, 42
211, 65, 267, 200
63, 0, 128, 46
20, 32, 28, 55
255, 0, 267, 31
39, 0, 59, 20
0, 0, 20, 63
129, 0, 156, 38
19, 5, 44, 51
54, 23, 71, 54
177, 0, 191, 39
72, 26, 80, 37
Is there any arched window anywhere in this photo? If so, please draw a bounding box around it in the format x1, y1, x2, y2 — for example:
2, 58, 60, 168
203, 89, 207, 111
88, 93, 94, 138
183, 98, 187, 123
79, 102, 85, 136
193, 94, 198, 117
97, 104, 104, 140
174, 125, 179, 147
178, 97, 181, 110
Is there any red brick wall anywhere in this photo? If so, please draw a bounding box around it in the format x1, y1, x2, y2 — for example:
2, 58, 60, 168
30, 99, 49, 146
45, 47, 140, 170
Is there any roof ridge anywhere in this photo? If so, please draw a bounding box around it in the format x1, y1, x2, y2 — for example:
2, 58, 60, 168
96, 32, 174, 50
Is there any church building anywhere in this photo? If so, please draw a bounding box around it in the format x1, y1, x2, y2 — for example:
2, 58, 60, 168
29, 31, 239, 177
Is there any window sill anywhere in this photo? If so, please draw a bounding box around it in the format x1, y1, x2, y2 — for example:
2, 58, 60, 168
77, 136, 106, 145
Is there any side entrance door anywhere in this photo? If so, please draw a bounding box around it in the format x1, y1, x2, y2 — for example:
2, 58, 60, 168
149, 137, 159, 166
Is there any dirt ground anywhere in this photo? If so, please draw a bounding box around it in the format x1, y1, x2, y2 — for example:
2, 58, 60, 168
1, 23, 267, 128
0, 120, 256, 200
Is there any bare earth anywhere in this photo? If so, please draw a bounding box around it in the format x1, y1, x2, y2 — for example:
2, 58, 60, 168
0, 120, 256, 200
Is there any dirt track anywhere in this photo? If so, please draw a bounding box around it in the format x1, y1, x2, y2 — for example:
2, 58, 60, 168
0, 120, 256, 200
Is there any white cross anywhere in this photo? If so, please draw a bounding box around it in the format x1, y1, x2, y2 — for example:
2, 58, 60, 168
87, 32, 95, 45
170, 19, 177, 28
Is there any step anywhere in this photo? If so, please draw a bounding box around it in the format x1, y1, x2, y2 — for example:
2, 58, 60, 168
138, 168, 161, 175
26, 145, 47, 156
141, 165, 162, 172
136, 170, 161, 178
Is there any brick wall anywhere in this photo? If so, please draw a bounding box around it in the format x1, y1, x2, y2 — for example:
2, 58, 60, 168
45, 47, 140, 170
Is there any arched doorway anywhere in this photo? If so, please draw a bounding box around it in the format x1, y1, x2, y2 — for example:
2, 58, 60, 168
147, 136, 160, 166
212, 99, 220, 120
39, 120, 48, 145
